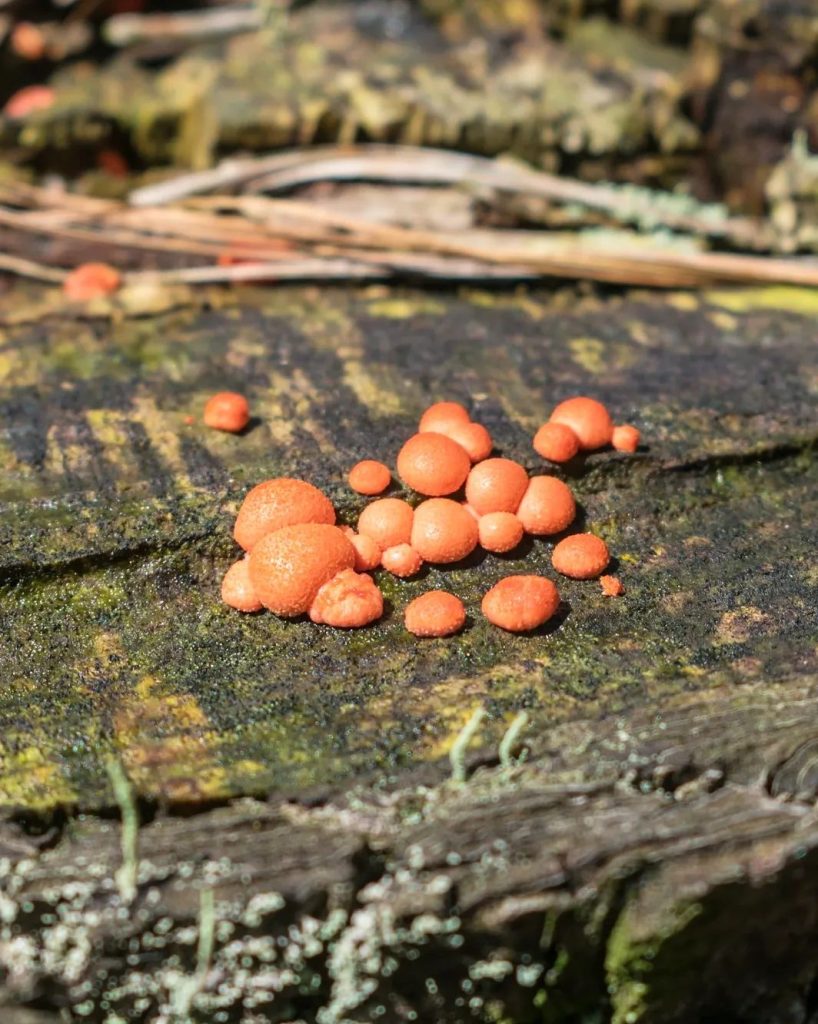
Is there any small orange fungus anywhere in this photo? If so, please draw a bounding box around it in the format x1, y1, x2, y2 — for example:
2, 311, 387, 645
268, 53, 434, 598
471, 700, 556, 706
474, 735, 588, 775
204, 391, 250, 433
308, 568, 383, 627
340, 529, 381, 572
221, 558, 262, 612
357, 497, 414, 550
411, 498, 479, 564
445, 421, 493, 463
397, 432, 471, 496
612, 424, 640, 453
478, 512, 524, 553
405, 591, 466, 637
482, 576, 560, 632
248, 523, 354, 616
63, 263, 121, 301
551, 533, 610, 579
533, 421, 580, 463
348, 459, 391, 495
550, 397, 613, 451
516, 476, 576, 536
11, 23, 46, 60
4, 84, 55, 118
465, 458, 528, 516
381, 543, 423, 578
419, 401, 470, 433
234, 478, 335, 552
600, 575, 625, 597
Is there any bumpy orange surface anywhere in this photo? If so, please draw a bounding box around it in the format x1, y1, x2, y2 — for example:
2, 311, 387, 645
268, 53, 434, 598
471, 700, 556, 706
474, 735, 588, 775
533, 422, 580, 463
204, 392, 250, 433
612, 425, 640, 453
348, 459, 391, 495
445, 421, 493, 463
397, 432, 471, 496
221, 558, 262, 612
478, 512, 524, 553
600, 574, 625, 597
357, 497, 414, 550
234, 478, 335, 551
308, 569, 383, 627
249, 524, 355, 616
465, 458, 529, 516
411, 498, 479, 564
405, 591, 466, 637
551, 533, 610, 579
418, 401, 470, 433
516, 476, 576, 535
550, 397, 613, 451
482, 575, 561, 632
381, 543, 424, 577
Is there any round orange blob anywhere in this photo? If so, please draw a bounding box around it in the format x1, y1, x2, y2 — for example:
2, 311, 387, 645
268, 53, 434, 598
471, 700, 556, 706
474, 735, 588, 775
234, 478, 336, 551
381, 543, 424, 578
308, 568, 383, 627
600, 574, 625, 597
478, 512, 524, 554
204, 392, 250, 433
410, 498, 479, 564
550, 397, 613, 451
405, 591, 466, 638
465, 458, 529, 516
348, 459, 391, 495
221, 558, 262, 612
357, 498, 414, 550
397, 432, 471, 497
444, 421, 493, 463
551, 533, 610, 579
419, 401, 470, 433
516, 476, 576, 536
481, 576, 561, 632
533, 422, 580, 463
63, 263, 121, 302
612, 424, 640, 453
248, 523, 355, 616
349, 532, 382, 572
11, 23, 46, 60
4, 84, 55, 119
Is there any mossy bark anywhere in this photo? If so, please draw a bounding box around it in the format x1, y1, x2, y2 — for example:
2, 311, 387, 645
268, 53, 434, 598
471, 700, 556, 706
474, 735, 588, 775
0, 280, 817, 1019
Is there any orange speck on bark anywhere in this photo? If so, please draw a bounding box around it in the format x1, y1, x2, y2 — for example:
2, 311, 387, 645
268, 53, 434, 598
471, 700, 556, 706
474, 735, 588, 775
405, 590, 466, 637
612, 424, 641, 453
516, 476, 576, 536
533, 422, 580, 463
397, 432, 471, 496
203, 391, 249, 433
248, 523, 354, 617
234, 478, 335, 552
478, 511, 524, 553
552, 533, 610, 579
381, 543, 423, 578
11, 23, 46, 60
465, 458, 528, 516
63, 263, 121, 301
481, 576, 561, 632
444, 421, 493, 463
221, 558, 262, 612
550, 396, 613, 451
4, 84, 54, 118
308, 568, 383, 627
348, 459, 391, 495
357, 497, 414, 550
419, 401, 470, 433
600, 574, 625, 597
410, 498, 479, 564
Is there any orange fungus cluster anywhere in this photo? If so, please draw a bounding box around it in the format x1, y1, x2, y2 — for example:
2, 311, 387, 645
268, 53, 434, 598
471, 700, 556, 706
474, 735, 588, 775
221, 396, 636, 632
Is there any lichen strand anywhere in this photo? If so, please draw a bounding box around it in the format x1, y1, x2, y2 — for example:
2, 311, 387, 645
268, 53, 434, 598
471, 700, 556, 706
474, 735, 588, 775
0, 286, 817, 811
